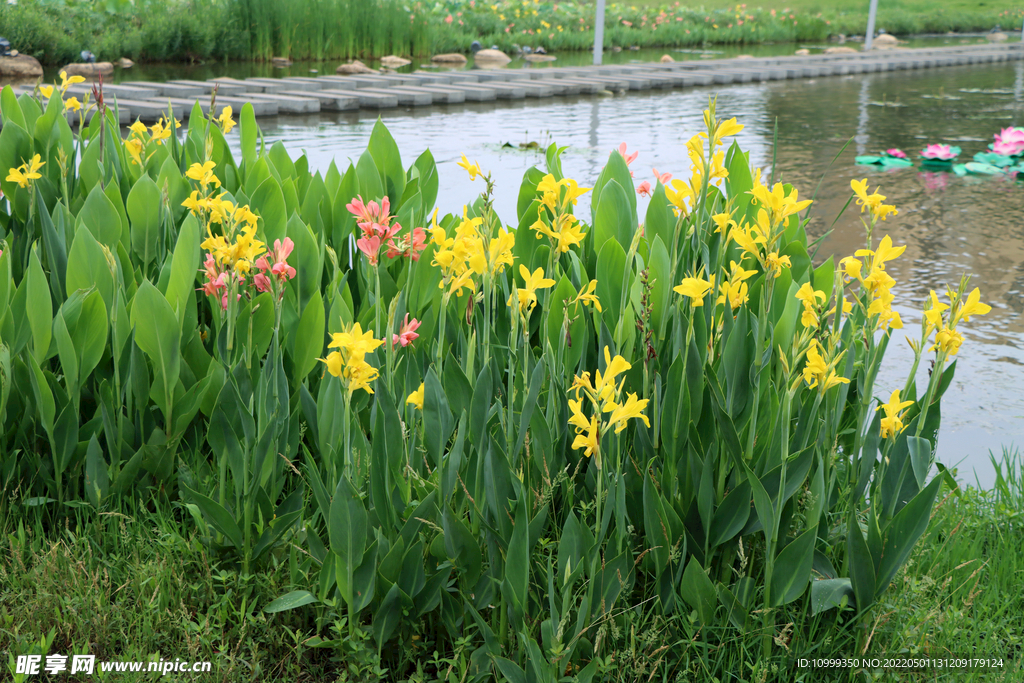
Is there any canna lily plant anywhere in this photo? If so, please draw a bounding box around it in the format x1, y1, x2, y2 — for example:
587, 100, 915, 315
0, 83, 997, 679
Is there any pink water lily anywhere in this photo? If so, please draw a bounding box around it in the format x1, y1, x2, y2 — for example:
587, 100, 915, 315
637, 180, 652, 197
392, 314, 421, 348
884, 148, 908, 159
921, 144, 958, 160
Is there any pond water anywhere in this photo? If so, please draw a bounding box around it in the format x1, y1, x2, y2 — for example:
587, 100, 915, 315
115, 54, 1023, 486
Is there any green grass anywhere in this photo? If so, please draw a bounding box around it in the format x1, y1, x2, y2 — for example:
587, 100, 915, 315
4, 449, 1021, 681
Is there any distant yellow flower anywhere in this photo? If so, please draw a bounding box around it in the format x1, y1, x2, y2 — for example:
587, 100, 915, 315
125, 138, 144, 166
58, 70, 85, 93
406, 383, 425, 410
457, 154, 482, 181
877, 390, 914, 439
217, 106, 235, 134
130, 120, 148, 137
64, 96, 82, 112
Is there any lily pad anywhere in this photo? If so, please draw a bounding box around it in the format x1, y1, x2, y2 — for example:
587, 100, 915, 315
973, 152, 1016, 168
963, 162, 1005, 176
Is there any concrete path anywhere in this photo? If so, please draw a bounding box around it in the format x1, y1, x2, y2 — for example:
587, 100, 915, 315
3, 43, 1022, 124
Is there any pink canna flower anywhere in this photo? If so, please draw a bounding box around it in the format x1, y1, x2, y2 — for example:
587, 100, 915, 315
617, 142, 639, 165
357, 235, 382, 266
884, 148, 908, 159
268, 237, 296, 279
637, 181, 652, 197
392, 314, 422, 347
652, 167, 672, 184
253, 272, 272, 293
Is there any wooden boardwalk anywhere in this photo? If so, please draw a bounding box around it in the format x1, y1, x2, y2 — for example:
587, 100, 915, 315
5, 43, 1023, 124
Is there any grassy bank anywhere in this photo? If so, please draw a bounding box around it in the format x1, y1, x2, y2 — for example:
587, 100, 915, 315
0, 0, 1020, 67
4, 450, 1020, 681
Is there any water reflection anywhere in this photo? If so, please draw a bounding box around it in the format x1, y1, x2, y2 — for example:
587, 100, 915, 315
233, 61, 1024, 485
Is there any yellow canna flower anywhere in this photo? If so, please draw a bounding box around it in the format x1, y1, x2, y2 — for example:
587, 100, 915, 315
319, 350, 345, 378
150, 119, 172, 145
604, 392, 650, 433
58, 70, 85, 93
186, 161, 221, 188
406, 383, 425, 410
876, 390, 914, 439
568, 398, 590, 433
328, 322, 384, 361
217, 106, 236, 134
674, 275, 714, 306
572, 279, 602, 313
125, 138, 144, 166
593, 346, 630, 405
749, 169, 812, 225
802, 342, 850, 391
39, 85, 55, 99
457, 154, 482, 181
64, 96, 82, 112
763, 251, 791, 278
665, 178, 694, 214
508, 264, 555, 315
930, 326, 963, 355
129, 120, 148, 137
571, 413, 600, 459
6, 154, 45, 188
952, 287, 991, 326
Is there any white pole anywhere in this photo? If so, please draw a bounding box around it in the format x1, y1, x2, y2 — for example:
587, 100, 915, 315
594, 0, 606, 65
864, 0, 879, 51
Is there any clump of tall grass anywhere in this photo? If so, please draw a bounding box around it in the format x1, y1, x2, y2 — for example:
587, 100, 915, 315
226, 0, 431, 61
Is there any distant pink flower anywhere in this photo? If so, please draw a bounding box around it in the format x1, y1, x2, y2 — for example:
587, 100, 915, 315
884, 148, 907, 159
652, 167, 672, 184
445, 13, 453, 24
617, 142, 639, 165
637, 181, 652, 197
921, 144, 957, 160
392, 314, 421, 348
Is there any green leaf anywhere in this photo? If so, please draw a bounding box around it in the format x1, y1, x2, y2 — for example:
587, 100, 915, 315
239, 103, 258, 169
679, 556, 718, 624
130, 280, 181, 423
709, 479, 751, 547
367, 118, 405, 206
770, 525, 815, 606
875, 476, 942, 596
127, 174, 162, 267
811, 579, 854, 615
66, 225, 115, 314
77, 183, 123, 248
329, 478, 367, 590
493, 657, 527, 683
164, 213, 201, 329
596, 238, 626, 332
26, 246, 52, 365
290, 289, 325, 384
847, 513, 876, 611
263, 590, 318, 614
181, 484, 244, 550
592, 178, 632, 255
84, 434, 109, 509
907, 436, 931, 490
506, 497, 530, 612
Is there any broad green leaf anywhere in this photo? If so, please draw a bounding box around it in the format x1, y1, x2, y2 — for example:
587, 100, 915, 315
127, 174, 162, 267
875, 476, 942, 596
182, 484, 244, 550
77, 183, 122, 248
679, 557, 717, 624
770, 525, 816, 606
329, 477, 367, 582
847, 513, 876, 611
811, 578, 854, 615
26, 246, 52, 364
130, 280, 181, 422
367, 118, 405, 206
263, 590, 318, 614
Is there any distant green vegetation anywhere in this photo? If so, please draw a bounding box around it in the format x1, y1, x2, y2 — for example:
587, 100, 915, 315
0, 0, 1020, 66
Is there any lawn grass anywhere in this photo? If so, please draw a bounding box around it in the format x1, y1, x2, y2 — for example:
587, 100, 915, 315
4, 450, 1021, 681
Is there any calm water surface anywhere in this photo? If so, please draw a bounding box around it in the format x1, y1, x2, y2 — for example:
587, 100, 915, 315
218, 59, 1023, 485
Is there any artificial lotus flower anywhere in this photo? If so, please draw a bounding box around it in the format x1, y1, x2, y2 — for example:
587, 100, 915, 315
884, 148, 908, 159
920, 144, 960, 161
392, 314, 422, 348
992, 127, 1024, 157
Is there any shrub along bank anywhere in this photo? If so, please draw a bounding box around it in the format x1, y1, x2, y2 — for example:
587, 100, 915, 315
0, 0, 1020, 67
